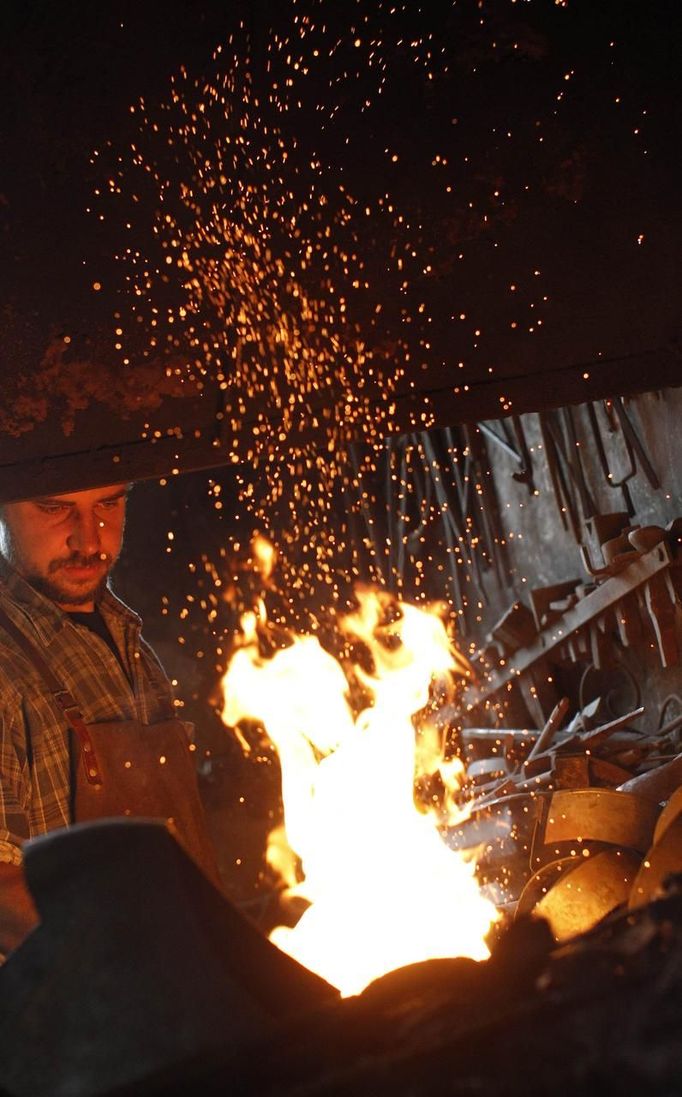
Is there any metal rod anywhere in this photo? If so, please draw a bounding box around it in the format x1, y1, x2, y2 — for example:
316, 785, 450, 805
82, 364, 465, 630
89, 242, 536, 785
525, 696, 570, 762
476, 421, 522, 464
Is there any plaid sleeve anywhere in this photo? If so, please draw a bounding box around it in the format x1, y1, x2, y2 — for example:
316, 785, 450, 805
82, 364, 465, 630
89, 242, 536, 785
0, 688, 31, 864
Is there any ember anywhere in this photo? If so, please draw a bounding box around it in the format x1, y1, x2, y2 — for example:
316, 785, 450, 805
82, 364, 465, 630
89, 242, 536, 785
221, 581, 498, 995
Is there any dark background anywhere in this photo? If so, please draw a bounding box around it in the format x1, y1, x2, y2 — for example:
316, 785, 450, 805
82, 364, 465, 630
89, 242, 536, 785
1, 0, 680, 396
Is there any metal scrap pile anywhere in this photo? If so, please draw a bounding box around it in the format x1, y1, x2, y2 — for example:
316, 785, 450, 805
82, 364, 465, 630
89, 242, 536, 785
445, 674, 682, 943
462, 698, 682, 807
468, 513, 682, 725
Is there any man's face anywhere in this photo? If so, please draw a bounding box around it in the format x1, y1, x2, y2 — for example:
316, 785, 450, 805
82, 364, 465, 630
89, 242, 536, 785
0, 484, 128, 611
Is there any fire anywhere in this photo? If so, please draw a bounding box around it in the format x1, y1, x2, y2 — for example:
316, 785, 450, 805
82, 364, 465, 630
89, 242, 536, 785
220, 587, 498, 997
251, 534, 277, 582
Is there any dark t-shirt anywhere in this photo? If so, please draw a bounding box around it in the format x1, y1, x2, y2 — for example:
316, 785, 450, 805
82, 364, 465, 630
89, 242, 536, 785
67, 608, 127, 673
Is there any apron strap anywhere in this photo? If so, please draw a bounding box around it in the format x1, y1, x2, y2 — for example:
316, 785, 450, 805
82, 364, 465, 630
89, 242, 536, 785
0, 604, 103, 785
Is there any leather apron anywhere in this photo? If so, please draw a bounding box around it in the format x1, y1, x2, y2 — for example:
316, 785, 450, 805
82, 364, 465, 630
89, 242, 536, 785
0, 607, 222, 891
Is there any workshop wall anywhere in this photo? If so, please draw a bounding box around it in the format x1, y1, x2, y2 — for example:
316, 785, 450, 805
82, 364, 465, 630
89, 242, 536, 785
471, 385, 682, 737
484, 388, 682, 610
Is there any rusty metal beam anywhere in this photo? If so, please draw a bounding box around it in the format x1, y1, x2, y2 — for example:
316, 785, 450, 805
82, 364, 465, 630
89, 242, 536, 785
0, 346, 680, 504
393, 345, 682, 433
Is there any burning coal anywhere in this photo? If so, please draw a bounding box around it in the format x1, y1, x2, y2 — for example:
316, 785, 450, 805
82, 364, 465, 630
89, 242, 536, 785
221, 584, 499, 996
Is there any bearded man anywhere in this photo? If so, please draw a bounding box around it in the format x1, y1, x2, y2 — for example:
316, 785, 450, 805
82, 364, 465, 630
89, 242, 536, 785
0, 483, 219, 959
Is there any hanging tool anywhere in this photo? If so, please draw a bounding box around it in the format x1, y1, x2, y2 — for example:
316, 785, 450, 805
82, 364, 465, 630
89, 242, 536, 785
643, 572, 678, 668
560, 406, 596, 519
476, 421, 521, 464
475, 418, 536, 496
450, 428, 489, 597
538, 411, 581, 542
465, 422, 511, 589
403, 433, 434, 557
510, 414, 537, 495
613, 397, 661, 490
419, 431, 466, 619
586, 401, 636, 516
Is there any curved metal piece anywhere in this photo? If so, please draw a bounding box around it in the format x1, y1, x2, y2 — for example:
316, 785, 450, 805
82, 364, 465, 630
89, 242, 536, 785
653, 785, 682, 844
629, 816, 682, 909
532, 848, 641, 942
543, 788, 660, 854
515, 855, 581, 920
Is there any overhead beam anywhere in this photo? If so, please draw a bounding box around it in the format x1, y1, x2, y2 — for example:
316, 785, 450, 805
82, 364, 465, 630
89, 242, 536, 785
0, 344, 680, 504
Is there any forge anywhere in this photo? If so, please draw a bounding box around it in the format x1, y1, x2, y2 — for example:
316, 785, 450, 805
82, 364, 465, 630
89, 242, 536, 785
1, 2, 682, 1095
0, 817, 680, 1097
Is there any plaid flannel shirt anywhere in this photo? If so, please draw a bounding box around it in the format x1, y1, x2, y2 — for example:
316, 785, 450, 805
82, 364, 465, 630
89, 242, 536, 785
0, 560, 176, 866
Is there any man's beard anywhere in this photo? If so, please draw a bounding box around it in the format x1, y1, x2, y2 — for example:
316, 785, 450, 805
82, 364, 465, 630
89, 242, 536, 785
1, 535, 114, 606
29, 559, 112, 607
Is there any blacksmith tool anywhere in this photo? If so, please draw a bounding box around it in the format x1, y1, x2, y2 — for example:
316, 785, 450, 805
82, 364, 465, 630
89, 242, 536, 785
476, 421, 521, 464
613, 396, 660, 490
643, 571, 678, 668
521, 705, 645, 779
628, 525, 665, 553
468, 422, 515, 588
510, 415, 536, 495
560, 406, 596, 519
586, 400, 637, 516
576, 705, 646, 750
460, 424, 499, 590
524, 696, 570, 764
538, 410, 581, 541
615, 591, 644, 648
475, 417, 536, 535
420, 431, 466, 617
440, 426, 487, 598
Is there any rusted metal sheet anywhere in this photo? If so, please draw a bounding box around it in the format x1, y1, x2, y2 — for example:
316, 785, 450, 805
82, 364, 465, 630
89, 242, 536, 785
542, 789, 659, 853
654, 785, 682, 844
629, 817, 682, 910
1, 362, 681, 506
527, 848, 641, 942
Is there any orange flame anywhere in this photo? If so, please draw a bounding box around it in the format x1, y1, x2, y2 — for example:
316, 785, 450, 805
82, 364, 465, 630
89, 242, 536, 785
252, 534, 277, 581
221, 586, 498, 996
